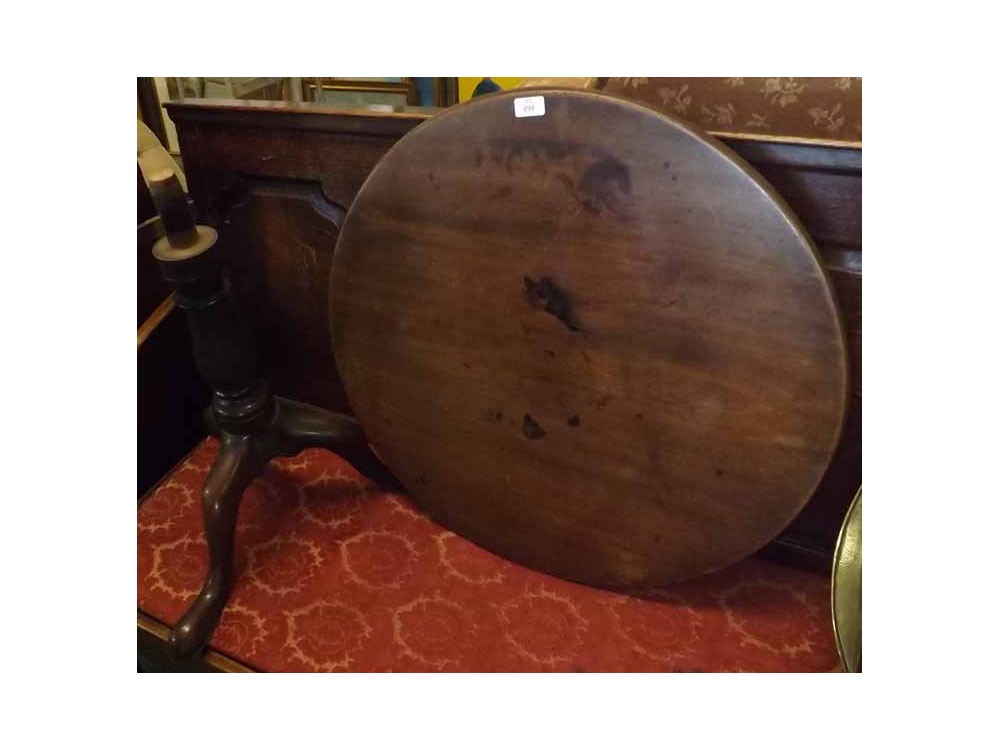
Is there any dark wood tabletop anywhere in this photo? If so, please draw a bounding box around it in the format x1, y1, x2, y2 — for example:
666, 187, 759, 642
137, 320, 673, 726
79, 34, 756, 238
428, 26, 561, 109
329, 89, 848, 587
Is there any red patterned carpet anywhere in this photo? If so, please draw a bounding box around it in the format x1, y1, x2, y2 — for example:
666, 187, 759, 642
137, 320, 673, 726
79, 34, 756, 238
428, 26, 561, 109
138, 438, 839, 672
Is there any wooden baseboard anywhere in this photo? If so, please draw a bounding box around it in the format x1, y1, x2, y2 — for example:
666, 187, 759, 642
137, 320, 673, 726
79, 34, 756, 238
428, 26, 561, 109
137, 611, 256, 673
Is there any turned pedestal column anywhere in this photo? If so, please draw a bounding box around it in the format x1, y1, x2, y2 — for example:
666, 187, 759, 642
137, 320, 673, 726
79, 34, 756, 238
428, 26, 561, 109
146, 170, 395, 660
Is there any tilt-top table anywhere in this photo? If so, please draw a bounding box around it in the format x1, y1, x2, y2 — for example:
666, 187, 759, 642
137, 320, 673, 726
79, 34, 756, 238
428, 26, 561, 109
330, 89, 848, 588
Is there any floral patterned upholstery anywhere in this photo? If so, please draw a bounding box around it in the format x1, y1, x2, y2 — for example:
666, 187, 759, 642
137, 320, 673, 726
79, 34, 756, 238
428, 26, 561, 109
138, 438, 840, 672
602, 77, 862, 142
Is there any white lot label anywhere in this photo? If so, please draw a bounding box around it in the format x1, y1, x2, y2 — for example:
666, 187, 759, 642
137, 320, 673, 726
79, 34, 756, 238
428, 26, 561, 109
514, 96, 546, 118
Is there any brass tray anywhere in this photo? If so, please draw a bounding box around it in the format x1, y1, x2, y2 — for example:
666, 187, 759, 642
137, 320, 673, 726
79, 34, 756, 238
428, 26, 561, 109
832, 487, 862, 672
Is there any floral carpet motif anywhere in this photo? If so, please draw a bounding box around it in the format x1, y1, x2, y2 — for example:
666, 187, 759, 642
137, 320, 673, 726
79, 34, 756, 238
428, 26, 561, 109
138, 438, 839, 672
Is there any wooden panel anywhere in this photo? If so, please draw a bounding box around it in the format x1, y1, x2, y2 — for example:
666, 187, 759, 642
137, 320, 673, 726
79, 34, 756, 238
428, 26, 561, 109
831, 269, 862, 398
754, 163, 861, 248
221, 181, 350, 413
178, 125, 404, 213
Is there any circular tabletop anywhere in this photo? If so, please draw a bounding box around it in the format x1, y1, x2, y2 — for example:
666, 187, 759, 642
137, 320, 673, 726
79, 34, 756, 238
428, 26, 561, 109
330, 89, 848, 588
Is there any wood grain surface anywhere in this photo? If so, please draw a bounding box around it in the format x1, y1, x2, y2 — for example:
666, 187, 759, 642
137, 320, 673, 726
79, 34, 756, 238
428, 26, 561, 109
329, 90, 848, 587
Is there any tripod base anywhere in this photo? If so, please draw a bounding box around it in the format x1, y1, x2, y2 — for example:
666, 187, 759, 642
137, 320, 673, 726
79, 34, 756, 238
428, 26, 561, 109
168, 396, 398, 661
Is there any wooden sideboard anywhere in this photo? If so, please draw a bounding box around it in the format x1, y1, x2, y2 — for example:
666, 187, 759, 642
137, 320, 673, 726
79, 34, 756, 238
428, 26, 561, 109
165, 97, 861, 569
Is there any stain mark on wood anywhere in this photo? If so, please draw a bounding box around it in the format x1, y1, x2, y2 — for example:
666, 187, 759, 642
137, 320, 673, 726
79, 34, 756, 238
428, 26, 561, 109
554, 160, 634, 219
567, 415, 581, 427
490, 138, 583, 172
523, 276, 582, 332
522, 413, 546, 440
578, 157, 632, 217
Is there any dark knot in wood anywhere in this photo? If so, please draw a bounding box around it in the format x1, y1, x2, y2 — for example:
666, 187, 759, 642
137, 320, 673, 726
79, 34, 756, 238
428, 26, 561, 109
522, 276, 582, 332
